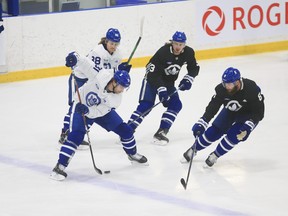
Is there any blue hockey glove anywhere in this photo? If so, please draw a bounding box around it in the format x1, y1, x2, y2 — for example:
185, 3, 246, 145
237, 120, 255, 141
192, 117, 208, 138
157, 86, 170, 107
179, 75, 194, 91
65, 52, 78, 68
75, 103, 89, 115
117, 62, 132, 73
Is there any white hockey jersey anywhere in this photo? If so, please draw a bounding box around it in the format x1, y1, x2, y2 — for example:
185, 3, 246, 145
73, 44, 122, 80
72, 56, 122, 119
87, 43, 122, 70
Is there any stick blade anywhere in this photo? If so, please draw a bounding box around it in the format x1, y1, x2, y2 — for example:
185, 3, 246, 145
180, 178, 187, 189
94, 167, 103, 175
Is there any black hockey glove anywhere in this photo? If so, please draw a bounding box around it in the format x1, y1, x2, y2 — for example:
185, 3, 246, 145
157, 87, 170, 107
179, 75, 194, 91
236, 120, 255, 141
192, 117, 208, 138
65, 52, 78, 68
117, 62, 132, 73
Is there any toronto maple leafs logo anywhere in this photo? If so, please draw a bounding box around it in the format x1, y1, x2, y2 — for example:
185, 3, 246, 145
164, 64, 181, 75
85, 92, 101, 107
225, 100, 242, 111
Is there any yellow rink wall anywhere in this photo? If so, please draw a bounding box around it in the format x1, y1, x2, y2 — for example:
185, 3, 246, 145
0, 40, 287, 83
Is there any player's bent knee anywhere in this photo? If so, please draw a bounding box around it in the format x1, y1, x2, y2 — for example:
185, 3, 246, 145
205, 125, 223, 142
114, 122, 134, 139
68, 131, 85, 146
226, 128, 242, 144
137, 101, 154, 113
168, 98, 182, 113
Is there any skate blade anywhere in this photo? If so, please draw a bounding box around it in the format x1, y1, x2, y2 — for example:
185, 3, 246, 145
49, 172, 66, 181
203, 164, 213, 169
152, 138, 168, 146
130, 161, 150, 166
180, 157, 189, 164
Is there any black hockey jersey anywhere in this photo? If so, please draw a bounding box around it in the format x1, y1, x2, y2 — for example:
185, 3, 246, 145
203, 78, 265, 123
145, 43, 199, 89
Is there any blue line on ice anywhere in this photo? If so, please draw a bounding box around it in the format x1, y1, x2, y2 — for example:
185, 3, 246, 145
0, 154, 249, 216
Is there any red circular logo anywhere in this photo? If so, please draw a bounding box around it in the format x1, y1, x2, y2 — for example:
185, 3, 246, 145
202, 6, 225, 36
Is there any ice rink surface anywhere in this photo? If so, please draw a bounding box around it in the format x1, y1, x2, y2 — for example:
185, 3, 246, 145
0, 51, 287, 216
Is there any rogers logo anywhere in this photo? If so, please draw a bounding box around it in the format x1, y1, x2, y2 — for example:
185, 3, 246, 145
202, 3, 288, 36
202, 6, 225, 36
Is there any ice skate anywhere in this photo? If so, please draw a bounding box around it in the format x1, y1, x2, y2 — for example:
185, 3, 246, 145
50, 163, 67, 181
153, 128, 169, 145
127, 153, 149, 166
204, 152, 218, 167
180, 146, 197, 163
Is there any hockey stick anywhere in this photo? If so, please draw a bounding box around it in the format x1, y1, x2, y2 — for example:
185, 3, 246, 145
73, 75, 106, 175
128, 87, 181, 126
127, 16, 145, 64
180, 136, 198, 189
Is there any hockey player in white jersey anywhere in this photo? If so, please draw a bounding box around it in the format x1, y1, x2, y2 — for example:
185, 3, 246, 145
59, 28, 131, 149
50, 53, 147, 181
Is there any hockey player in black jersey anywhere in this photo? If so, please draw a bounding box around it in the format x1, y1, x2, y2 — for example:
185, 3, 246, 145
128, 31, 200, 145
181, 67, 265, 167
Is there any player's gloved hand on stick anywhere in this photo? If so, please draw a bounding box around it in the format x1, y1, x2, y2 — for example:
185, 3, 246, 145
192, 117, 208, 138
65, 52, 78, 68
117, 62, 132, 73
237, 120, 255, 141
179, 74, 194, 91
75, 103, 89, 115
157, 87, 170, 107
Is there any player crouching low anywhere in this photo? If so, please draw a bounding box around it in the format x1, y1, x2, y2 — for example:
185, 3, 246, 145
181, 67, 265, 167
50, 53, 148, 181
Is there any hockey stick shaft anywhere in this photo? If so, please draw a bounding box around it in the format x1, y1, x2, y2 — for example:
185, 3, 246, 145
128, 87, 181, 126
127, 17, 144, 64
73, 75, 103, 175
180, 137, 198, 189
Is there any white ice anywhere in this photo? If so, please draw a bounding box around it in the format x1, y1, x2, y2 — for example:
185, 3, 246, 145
0, 51, 287, 216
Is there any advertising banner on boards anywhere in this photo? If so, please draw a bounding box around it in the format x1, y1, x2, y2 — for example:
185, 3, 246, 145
194, 0, 288, 49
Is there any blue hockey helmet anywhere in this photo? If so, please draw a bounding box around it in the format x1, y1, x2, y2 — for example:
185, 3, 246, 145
106, 28, 121, 43
114, 70, 131, 88
222, 67, 241, 83
172, 31, 187, 43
